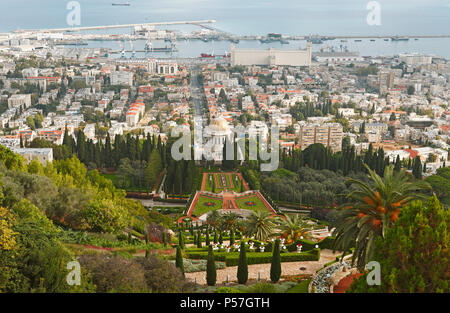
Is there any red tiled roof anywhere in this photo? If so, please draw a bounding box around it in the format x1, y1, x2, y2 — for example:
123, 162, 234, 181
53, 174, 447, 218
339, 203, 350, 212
405, 148, 418, 158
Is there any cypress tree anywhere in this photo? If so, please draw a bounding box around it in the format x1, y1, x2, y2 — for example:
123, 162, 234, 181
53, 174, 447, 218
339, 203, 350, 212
206, 245, 216, 286
237, 241, 248, 284
175, 245, 185, 276
219, 232, 223, 245
394, 155, 401, 172
162, 232, 167, 247
412, 156, 422, 180
206, 228, 210, 246
213, 231, 218, 244
178, 231, 184, 250
193, 231, 197, 245
197, 231, 202, 248
270, 239, 282, 283
230, 229, 235, 246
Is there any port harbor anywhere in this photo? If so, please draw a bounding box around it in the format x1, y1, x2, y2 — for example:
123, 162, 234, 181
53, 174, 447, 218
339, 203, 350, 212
4, 20, 450, 61
10, 20, 450, 44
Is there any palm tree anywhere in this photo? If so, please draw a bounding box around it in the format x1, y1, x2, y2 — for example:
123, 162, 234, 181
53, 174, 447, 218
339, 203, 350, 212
244, 211, 276, 241
220, 212, 240, 231
333, 164, 431, 270
277, 214, 310, 244
206, 210, 221, 229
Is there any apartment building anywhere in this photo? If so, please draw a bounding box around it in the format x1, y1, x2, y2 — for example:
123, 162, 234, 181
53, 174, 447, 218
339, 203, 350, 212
296, 122, 343, 152
8, 94, 32, 108
110, 71, 134, 86
10, 148, 53, 164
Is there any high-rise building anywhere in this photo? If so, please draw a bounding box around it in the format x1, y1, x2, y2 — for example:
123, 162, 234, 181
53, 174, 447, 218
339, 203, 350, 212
378, 71, 394, 94
110, 71, 133, 86
296, 122, 343, 152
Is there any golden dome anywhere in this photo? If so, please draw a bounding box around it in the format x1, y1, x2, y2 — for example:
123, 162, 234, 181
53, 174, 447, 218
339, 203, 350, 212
209, 117, 229, 131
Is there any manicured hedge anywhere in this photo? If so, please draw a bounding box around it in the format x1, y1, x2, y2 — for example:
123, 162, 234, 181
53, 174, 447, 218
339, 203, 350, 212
225, 249, 320, 266
186, 249, 320, 266
286, 239, 317, 252
316, 236, 336, 250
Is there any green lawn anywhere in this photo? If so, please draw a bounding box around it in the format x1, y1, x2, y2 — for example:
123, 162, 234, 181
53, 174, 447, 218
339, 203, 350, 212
286, 279, 311, 293
235, 195, 269, 213
192, 196, 223, 216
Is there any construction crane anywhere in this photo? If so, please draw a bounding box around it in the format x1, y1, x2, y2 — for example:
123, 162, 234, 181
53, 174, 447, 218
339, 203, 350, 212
144, 35, 152, 53
118, 40, 125, 58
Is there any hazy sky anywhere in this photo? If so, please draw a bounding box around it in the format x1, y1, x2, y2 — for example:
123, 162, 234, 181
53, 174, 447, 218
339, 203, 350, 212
0, 0, 449, 35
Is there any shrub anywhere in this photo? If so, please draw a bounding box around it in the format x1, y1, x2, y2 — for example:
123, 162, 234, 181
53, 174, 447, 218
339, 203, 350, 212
170, 259, 226, 273
245, 282, 276, 293
225, 250, 319, 266
286, 279, 311, 293
185, 249, 320, 266
78, 255, 147, 292
215, 287, 242, 293
316, 236, 336, 250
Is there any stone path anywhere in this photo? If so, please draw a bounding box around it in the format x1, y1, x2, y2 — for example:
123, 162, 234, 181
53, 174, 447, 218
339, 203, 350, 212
185, 249, 341, 285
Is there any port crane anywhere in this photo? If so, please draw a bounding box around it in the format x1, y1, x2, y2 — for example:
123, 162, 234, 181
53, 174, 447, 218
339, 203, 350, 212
118, 40, 126, 58
129, 39, 136, 58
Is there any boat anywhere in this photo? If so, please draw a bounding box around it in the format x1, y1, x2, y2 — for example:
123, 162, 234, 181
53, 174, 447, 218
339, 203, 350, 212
54, 40, 88, 46
383, 39, 389, 41
391, 37, 409, 41
355, 39, 362, 42
370, 39, 376, 42
112, 2, 130, 6
280, 39, 290, 44
306, 38, 323, 44
200, 52, 230, 59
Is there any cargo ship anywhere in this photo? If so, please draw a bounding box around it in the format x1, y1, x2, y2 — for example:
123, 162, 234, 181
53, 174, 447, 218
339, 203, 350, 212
391, 36, 409, 41
112, 2, 130, 6
200, 52, 230, 59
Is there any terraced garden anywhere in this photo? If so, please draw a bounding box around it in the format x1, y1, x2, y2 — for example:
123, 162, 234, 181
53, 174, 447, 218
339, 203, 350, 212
192, 196, 223, 217
235, 194, 270, 213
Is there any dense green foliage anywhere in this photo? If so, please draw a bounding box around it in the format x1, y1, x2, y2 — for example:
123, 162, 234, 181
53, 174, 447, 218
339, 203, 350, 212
348, 196, 449, 292
425, 167, 450, 206
0, 145, 188, 292
333, 165, 431, 270
261, 167, 368, 207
